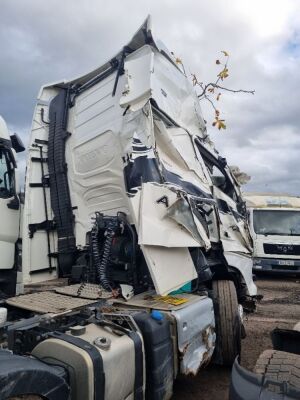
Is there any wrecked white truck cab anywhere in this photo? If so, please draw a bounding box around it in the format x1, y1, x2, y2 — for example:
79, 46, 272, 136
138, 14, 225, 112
23, 17, 256, 299
0, 17, 257, 400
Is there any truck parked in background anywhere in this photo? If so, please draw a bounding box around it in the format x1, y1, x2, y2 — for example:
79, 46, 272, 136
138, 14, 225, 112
245, 193, 300, 275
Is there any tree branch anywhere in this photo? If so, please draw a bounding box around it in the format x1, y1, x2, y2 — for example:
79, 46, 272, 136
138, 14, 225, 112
197, 82, 255, 98
189, 51, 255, 131
203, 93, 218, 112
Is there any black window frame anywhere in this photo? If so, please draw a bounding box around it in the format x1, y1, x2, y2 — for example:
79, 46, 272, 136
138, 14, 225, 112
195, 138, 238, 201
0, 145, 16, 199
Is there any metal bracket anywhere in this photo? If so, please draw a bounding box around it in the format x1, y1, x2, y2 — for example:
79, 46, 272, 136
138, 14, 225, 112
34, 139, 49, 146
29, 177, 50, 188
31, 157, 48, 163
29, 220, 56, 238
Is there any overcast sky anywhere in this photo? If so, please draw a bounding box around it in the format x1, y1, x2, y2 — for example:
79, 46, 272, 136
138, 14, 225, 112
1, 0, 300, 195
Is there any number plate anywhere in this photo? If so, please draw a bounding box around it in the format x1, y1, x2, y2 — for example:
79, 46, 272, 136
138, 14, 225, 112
278, 260, 295, 266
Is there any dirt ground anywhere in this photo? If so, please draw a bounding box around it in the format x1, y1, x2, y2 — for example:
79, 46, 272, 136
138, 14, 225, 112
173, 275, 300, 400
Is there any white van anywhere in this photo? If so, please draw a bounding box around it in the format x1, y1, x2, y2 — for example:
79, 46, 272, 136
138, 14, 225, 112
245, 193, 300, 275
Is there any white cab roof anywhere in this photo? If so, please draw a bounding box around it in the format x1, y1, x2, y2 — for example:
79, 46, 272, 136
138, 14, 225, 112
244, 193, 300, 209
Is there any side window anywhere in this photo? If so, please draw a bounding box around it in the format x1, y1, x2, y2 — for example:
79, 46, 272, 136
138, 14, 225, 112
0, 148, 15, 198
211, 164, 237, 202
195, 140, 239, 202
211, 165, 226, 189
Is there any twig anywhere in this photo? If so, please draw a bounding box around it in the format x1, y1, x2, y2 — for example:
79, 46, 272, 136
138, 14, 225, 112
198, 82, 255, 98
203, 94, 218, 111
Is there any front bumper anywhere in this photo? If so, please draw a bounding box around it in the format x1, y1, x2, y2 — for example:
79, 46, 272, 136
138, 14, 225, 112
253, 257, 300, 275
230, 358, 300, 400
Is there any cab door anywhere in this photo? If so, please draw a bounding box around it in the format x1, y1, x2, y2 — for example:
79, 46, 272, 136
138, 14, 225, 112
0, 146, 20, 270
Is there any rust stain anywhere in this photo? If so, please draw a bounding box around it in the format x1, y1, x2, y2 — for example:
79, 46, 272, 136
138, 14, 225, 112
181, 342, 190, 355
202, 329, 209, 344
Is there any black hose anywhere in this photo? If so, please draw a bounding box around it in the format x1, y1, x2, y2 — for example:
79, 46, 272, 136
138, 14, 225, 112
98, 223, 116, 291
90, 213, 119, 292
117, 212, 138, 288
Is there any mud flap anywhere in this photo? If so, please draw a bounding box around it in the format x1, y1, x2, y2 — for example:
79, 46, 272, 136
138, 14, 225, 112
0, 349, 69, 400
230, 357, 300, 400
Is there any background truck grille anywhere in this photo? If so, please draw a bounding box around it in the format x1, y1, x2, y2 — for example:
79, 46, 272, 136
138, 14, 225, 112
263, 243, 300, 255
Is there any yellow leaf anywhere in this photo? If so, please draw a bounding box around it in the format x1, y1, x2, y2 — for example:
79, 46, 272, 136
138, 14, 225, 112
218, 67, 229, 80
221, 50, 229, 57
217, 120, 226, 130
175, 57, 182, 64
212, 113, 226, 130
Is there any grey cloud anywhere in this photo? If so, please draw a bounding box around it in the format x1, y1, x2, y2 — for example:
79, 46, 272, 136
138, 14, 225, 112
0, 0, 299, 194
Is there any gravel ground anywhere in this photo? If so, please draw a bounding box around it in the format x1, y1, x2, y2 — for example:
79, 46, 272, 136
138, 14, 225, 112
173, 275, 300, 400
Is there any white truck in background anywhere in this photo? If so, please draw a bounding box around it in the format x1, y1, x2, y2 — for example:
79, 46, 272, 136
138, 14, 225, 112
0, 116, 24, 297
245, 193, 300, 276
0, 17, 258, 400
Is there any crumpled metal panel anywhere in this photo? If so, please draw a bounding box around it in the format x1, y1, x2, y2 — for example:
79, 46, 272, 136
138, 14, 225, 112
140, 244, 198, 295
224, 252, 257, 296
172, 296, 215, 375
121, 44, 207, 136
166, 196, 211, 249
139, 182, 202, 247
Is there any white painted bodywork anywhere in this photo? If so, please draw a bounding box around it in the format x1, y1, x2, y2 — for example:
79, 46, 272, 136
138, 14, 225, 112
0, 116, 20, 271
172, 296, 215, 375
23, 17, 256, 296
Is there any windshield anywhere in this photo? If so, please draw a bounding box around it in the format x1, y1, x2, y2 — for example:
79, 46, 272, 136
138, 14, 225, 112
253, 209, 300, 236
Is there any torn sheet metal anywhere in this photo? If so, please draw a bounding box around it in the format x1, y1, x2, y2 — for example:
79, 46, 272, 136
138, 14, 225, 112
154, 121, 212, 196
140, 245, 198, 296
120, 46, 154, 111
127, 182, 209, 294
121, 103, 154, 151
120, 43, 206, 136
224, 252, 257, 296
172, 296, 215, 375
138, 182, 203, 247
165, 197, 211, 249
214, 186, 252, 254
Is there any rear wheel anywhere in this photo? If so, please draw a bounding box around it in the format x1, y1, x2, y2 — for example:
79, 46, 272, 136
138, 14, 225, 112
212, 280, 241, 366
254, 350, 300, 391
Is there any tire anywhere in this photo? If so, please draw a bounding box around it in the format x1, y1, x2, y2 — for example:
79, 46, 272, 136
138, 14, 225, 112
212, 280, 241, 366
254, 350, 300, 391
8, 397, 43, 400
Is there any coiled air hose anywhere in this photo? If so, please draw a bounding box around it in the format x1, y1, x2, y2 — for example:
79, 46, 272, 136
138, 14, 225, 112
91, 213, 118, 292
